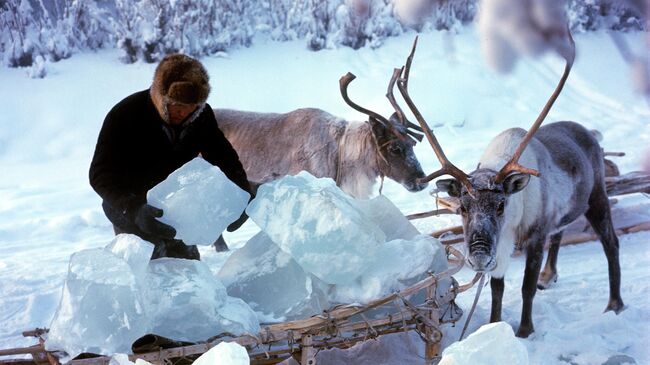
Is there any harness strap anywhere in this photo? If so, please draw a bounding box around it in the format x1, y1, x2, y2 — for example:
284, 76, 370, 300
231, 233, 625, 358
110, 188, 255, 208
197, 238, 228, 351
335, 124, 346, 186
459, 273, 486, 341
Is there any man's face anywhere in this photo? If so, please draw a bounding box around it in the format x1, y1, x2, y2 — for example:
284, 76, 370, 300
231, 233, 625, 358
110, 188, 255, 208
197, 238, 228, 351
168, 103, 198, 125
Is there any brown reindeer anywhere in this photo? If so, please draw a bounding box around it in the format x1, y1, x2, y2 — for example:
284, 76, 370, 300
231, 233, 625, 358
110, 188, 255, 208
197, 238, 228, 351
214, 74, 428, 199
211, 72, 428, 251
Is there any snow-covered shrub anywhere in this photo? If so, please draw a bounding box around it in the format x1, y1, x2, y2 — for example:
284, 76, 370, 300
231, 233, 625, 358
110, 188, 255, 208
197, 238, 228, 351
111, 0, 143, 63
0, 0, 645, 70
28, 54, 46, 78
1, 0, 41, 67
568, 0, 646, 32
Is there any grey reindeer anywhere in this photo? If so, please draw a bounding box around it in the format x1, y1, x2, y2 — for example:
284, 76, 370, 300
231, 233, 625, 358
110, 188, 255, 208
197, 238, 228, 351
395, 36, 624, 338
214, 73, 429, 199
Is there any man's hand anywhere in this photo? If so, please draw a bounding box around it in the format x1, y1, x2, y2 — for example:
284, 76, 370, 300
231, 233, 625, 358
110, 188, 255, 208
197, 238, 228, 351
133, 204, 176, 239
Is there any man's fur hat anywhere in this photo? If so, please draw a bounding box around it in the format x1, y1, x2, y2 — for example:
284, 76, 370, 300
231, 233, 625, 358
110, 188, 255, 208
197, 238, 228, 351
150, 54, 210, 121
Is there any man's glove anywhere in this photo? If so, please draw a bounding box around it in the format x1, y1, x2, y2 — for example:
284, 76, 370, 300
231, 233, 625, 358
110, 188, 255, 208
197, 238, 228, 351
133, 203, 176, 239
227, 211, 249, 232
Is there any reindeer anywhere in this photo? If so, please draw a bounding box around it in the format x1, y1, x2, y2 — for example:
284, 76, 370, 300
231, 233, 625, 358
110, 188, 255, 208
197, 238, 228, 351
213, 75, 428, 199
391, 36, 624, 338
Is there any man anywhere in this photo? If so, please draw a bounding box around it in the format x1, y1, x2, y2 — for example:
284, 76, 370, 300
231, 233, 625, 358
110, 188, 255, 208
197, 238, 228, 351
89, 54, 250, 260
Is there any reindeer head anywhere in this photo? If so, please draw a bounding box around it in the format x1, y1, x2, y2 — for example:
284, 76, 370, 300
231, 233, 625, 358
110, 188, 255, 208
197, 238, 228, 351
339, 72, 428, 193
436, 170, 531, 271
367, 113, 428, 192
392, 35, 574, 273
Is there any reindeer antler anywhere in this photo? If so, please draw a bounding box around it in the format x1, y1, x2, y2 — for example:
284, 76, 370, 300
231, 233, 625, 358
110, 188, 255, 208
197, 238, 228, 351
386, 68, 425, 142
339, 73, 408, 140
395, 36, 474, 194
494, 30, 576, 183
339, 72, 424, 144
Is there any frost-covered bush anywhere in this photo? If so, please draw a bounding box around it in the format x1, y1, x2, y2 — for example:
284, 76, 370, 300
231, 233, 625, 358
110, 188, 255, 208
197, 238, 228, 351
569, 0, 646, 32
0, 0, 645, 69
0, 0, 113, 67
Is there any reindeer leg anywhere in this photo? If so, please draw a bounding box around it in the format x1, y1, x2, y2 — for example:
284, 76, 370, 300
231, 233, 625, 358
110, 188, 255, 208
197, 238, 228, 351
538, 231, 562, 290
585, 184, 625, 314
490, 276, 505, 322
517, 237, 544, 338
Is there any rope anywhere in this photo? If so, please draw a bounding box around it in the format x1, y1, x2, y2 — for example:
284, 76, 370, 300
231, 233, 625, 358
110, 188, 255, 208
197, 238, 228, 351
335, 124, 346, 186
359, 313, 379, 339
459, 273, 486, 341
369, 124, 391, 196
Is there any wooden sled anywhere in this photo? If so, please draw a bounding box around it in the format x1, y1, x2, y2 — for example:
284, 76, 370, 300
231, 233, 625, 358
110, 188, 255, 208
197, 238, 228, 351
0, 248, 481, 365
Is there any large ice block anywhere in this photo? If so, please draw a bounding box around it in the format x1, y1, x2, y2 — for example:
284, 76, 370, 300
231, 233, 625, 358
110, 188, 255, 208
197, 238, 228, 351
147, 157, 250, 245
46, 248, 149, 358
439, 322, 529, 365
217, 232, 330, 321
145, 258, 260, 342
333, 235, 438, 303
247, 172, 447, 304
246, 172, 386, 285
193, 342, 249, 365
355, 195, 420, 240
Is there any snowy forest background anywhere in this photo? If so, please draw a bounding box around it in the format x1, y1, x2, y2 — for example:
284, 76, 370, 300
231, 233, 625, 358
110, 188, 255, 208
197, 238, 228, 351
0, 0, 646, 76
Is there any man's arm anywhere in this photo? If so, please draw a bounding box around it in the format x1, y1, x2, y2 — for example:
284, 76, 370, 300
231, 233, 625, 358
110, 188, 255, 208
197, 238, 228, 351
89, 109, 142, 214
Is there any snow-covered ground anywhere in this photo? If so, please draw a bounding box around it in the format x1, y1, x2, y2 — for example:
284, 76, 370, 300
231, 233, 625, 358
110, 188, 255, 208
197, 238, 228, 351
0, 27, 648, 365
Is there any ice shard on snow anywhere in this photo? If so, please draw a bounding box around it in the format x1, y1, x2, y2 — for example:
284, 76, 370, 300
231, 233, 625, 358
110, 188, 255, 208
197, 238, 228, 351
147, 157, 250, 246
108, 354, 154, 365
217, 231, 330, 321
193, 342, 250, 365
247, 172, 447, 303
145, 258, 260, 342
439, 322, 529, 365
46, 242, 150, 359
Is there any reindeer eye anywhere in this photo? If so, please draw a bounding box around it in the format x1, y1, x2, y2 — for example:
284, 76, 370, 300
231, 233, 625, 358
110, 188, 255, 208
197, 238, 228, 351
496, 202, 505, 216
388, 144, 402, 155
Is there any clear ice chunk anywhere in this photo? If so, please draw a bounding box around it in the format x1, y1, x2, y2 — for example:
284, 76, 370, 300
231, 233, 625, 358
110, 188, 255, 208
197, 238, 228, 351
147, 157, 250, 245
105, 234, 154, 277
46, 248, 149, 358
217, 232, 330, 321
144, 258, 260, 342
247, 172, 448, 304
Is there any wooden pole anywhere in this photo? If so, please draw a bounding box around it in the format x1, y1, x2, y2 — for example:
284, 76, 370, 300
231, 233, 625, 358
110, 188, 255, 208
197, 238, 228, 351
424, 285, 440, 364
300, 334, 316, 365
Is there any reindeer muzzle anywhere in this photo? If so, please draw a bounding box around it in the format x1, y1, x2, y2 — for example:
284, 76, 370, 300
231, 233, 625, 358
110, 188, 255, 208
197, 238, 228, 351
468, 239, 494, 272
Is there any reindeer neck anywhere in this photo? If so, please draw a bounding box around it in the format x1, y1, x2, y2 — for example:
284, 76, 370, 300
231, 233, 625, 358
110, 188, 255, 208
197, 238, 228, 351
336, 122, 381, 199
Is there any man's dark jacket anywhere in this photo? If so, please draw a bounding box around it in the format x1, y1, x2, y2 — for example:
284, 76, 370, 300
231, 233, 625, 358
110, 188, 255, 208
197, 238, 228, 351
89, 89, 250, 226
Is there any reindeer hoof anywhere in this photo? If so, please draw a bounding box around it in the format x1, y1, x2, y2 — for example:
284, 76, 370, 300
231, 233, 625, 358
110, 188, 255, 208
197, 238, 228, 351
537, 271, 558, 290
604, 298, 626, 314
515, 325, 534, 338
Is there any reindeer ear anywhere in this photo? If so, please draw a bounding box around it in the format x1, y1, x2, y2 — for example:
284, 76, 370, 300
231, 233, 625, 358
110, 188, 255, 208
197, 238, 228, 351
436, 179, 462, 198
368, 117, 388, 139
503, 173, 530, 194
388, 112, 401, 125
